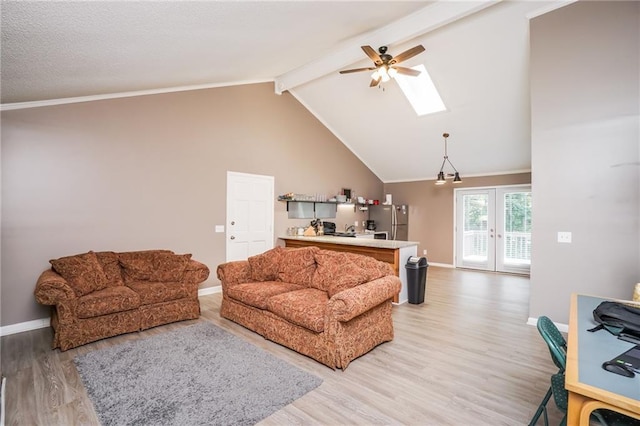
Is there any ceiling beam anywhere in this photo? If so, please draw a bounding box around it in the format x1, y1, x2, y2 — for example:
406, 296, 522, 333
273, 0, 500, 95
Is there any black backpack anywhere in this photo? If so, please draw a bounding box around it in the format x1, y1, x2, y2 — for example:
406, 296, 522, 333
589, 301, 640, 339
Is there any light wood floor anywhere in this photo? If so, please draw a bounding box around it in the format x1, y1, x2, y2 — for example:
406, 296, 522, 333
1, 267, 564, 425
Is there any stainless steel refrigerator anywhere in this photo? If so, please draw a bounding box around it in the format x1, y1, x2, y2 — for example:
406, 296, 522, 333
368, 204, 409, 240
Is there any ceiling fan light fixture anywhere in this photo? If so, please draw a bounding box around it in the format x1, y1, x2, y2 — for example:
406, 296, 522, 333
379, 66, 390, 82
453, 172, 462, 183
339, 45, 425, 88
436, 171, 446, 185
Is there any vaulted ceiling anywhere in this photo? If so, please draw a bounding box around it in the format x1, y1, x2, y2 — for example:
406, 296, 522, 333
1, 1, 562, 182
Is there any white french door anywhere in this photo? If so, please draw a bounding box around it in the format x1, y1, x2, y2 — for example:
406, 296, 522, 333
455, 185, 531, 274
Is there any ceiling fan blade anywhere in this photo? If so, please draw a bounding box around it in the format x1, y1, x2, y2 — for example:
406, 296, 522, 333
339, 67, 377, 74
361, 45, 383, 65
369, 75, 381, 87
390, 45, 425, 65
393, 66, 421, 77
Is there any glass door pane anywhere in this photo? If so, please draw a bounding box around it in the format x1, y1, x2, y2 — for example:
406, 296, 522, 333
496, 187, 531, 274
456, 190, 495, 270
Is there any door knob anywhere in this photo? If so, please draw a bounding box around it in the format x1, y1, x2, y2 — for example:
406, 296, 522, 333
231, 221, 235, 225
230, 236, 235, 240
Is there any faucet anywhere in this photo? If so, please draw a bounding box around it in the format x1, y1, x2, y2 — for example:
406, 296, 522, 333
345, 224, 355, 233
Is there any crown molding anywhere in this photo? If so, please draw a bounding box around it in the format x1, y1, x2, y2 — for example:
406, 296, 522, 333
0, 79, 271, 111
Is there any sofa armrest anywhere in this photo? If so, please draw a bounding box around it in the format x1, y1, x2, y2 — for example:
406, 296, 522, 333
182, 259, 210, 284
216, 261, 252, 291
327, 275, 401, 322
34, 269, 77, 305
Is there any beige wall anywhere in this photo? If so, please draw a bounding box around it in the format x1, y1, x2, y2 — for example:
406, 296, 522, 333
1, 83, 384, 327
529, 1, 639, 324
384, 173, 531, 265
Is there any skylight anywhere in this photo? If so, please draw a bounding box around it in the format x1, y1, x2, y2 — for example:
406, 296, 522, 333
394, 64, 446, 116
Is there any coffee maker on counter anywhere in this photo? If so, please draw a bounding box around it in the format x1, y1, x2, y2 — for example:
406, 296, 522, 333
308, 220, 339, 236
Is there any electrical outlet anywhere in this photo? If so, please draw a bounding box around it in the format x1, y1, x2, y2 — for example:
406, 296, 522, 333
423, 249, 427, 255
362, 221, 366, 227
354, 221, 358, 227
215, 225, 225, 233
557, 231, 572, 243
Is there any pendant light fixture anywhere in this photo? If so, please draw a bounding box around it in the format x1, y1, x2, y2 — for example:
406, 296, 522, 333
435, 132, 462, 185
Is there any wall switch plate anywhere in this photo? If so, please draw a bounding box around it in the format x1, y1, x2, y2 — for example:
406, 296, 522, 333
557, 231, 572, 243
215, 225, 225, 233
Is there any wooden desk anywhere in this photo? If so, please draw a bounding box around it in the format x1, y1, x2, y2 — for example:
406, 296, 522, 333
566, 294, 640, 425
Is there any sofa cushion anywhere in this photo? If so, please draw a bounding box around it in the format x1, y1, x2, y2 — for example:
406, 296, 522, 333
277, 246, 318, 287
126, 281, 193, 306
312, 250, 391, 298
226, 281, 305, 309
95, 251, 125, 287
119, 251, 190, 283
248, 246, 283, 281
76, 286, 141, 319
266, 288, 329, 333
50, 251, 110, 297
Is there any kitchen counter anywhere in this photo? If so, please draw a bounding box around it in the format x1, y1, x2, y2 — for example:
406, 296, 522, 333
279, 235, 419, 249
279, 235, 419, 304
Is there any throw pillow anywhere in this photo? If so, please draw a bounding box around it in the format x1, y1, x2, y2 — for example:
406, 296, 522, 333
150, 252, 192, 282
343, 252, 393, 279
49, 251, 109, 297
312, 250, 345, 291
119, 251, 156, 282
248, 246, 284, 281
94, 251, 125, 287
277, 246, 318, 287
326, 256, 372, 297
119, 250, 190, 283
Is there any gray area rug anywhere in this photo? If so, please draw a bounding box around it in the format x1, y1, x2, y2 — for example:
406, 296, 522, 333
74, 322, 323, 426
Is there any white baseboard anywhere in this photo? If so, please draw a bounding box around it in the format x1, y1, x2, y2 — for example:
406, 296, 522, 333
0, 317, 50, 337
1, 376, 5, 426
198, 285, 221, 296
0, 285, 223, 337
527, 317, 568, 333
427, 262, 454, 268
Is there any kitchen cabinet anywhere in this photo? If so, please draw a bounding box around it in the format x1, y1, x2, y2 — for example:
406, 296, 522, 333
282, 200, 337, 219
287, 202, 314, 219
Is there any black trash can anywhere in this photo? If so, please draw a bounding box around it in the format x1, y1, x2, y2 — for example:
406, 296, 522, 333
405, 256, 428, 304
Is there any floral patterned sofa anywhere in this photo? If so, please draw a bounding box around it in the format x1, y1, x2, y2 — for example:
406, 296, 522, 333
217, 246, 401, 370
34, 249, 210, 350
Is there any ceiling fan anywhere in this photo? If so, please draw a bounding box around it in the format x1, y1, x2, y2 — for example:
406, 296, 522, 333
339, 45, 425, 87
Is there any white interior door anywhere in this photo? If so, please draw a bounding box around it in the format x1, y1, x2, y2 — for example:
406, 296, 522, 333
226, 171, 274, 262
455, 185, 531, 274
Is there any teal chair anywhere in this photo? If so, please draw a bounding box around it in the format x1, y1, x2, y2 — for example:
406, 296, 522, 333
529, 316, 566, 426
529, 316, 639, 426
